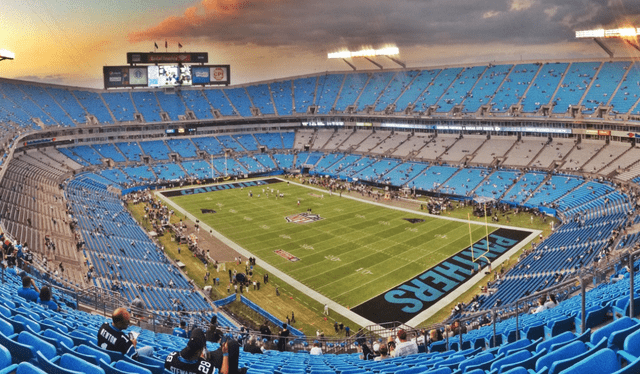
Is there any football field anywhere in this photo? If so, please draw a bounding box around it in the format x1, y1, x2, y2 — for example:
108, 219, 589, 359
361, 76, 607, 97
162, 178, 524, 318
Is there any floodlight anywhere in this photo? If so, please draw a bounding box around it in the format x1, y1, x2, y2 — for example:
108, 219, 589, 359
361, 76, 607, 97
576, 27, 640, 38
328, 46, 403, 70
575, 27, 640, 57
328, 46, 399, 59
0, 49, 15, 61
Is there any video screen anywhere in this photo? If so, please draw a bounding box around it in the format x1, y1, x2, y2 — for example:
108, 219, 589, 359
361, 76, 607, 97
148, 65, 192, 87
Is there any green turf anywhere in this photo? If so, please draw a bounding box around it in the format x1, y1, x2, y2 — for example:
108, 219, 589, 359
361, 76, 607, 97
167, 180, 498, 308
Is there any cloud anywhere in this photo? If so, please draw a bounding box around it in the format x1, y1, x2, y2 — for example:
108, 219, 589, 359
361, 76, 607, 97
14, 74, 75, 86
127, 0, 640, 55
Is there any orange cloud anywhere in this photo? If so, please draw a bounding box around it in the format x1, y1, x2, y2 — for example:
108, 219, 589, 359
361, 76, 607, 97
127, 0, 254, 43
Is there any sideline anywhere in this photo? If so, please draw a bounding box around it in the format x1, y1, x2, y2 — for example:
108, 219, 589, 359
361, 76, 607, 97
155, 177, 541, 328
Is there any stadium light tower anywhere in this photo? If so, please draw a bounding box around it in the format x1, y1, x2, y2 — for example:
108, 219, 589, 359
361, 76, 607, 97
575, 27, 640, 57
328, 46, 405, 70
0, 49, 15, 62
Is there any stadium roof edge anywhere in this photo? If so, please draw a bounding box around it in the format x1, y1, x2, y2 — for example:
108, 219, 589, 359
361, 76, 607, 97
1, 56, 638, 91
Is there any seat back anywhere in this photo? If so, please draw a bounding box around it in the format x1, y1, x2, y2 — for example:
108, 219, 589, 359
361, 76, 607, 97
536, 341, 587, 372
458, 352, 493, 373
36, 352, 81, 374
612, 355, 640, 374
537, 331, 574, 353
0, 318, 13, 337
556, 348, 619, 374
490, 350, 530, 373
623, 327, 640, 357
43, 329, 75, 351
86, 340, 125, 363
60, 353, 105, 374
77, 344, 112, 366
591, 316, 637, 345
548, 337, 607, 374
0, 343, 12, 369
16, 362, 47, 374
13, 315, 40, 334
498, 339, 531, 356
114, 360, 153, 374
17, 331, 57, 360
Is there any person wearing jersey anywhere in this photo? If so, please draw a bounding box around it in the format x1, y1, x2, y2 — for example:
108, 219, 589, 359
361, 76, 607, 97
173, 321, 188, 338
97, 307, 153, 357
165, 328, 228, 374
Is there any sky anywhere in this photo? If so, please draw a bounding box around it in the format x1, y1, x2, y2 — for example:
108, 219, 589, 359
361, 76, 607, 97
2, 0, 640, 89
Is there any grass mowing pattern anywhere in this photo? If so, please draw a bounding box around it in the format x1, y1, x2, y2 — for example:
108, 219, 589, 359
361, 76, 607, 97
168, 181, 497, 308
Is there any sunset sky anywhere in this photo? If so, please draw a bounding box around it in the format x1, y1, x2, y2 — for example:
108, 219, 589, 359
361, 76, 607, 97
1, 0, 640, 89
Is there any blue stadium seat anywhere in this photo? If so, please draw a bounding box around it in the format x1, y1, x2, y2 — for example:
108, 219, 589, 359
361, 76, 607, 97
42, 329, 74, 352
576, 304, 610, 334
123, 354, 165, 374
557, 348, 619, 374
536, 341, 587, 372
612, 355, 640, 373
37, 352, 105, 374
589, 317, 637, 347
548, 329, 590, 352
547, 337, 607, 374
619, 327, 640, 363
13, 362, 45, 374
544, 315, 575, 339
498, 348, 546, 374
537, 331, 575, 353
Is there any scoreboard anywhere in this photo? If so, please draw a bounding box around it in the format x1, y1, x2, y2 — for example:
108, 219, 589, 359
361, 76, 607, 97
103, 52, 229, 89
103, 64, 230, 89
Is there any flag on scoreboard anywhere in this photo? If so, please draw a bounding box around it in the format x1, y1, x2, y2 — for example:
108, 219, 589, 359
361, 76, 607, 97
165, 40, 168, 48
178, 42, 183, 49
154, 42, 158, 49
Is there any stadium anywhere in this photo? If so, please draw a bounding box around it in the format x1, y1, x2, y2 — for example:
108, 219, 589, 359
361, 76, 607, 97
2, 22, 640, 373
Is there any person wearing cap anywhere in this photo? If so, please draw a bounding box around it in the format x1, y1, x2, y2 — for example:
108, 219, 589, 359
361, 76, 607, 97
392, 329, 418, 357
174, 321, 188, 338
165, 328, 222, 374
97, 307, 154, 357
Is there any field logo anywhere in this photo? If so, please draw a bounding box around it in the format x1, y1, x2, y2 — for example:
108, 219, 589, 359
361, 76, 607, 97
201, 209, 216, 214
404, 218, 425, 224
285, 212, 323, 224
352, 227, 532, 324
274, 249, 300, 262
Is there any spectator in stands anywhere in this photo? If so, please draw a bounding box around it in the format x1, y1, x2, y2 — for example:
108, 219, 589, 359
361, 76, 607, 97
309, 342, 323, 355
17, 276, 39, 302
97, 307, 153, 357
38, 286, 58, 312
130, 296, 145, 318
531, 296, 548, 314
165, 328, 217, 374
543, 294, 558, 310
392, 329, 418, 357
243, 337, 263, 354
451, 320, 467, 336
174, 321, 188, 338
259, 320, 271, 341
205, 336, 243, 374
374, 344, 388, 361
277, 323, 290, 352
